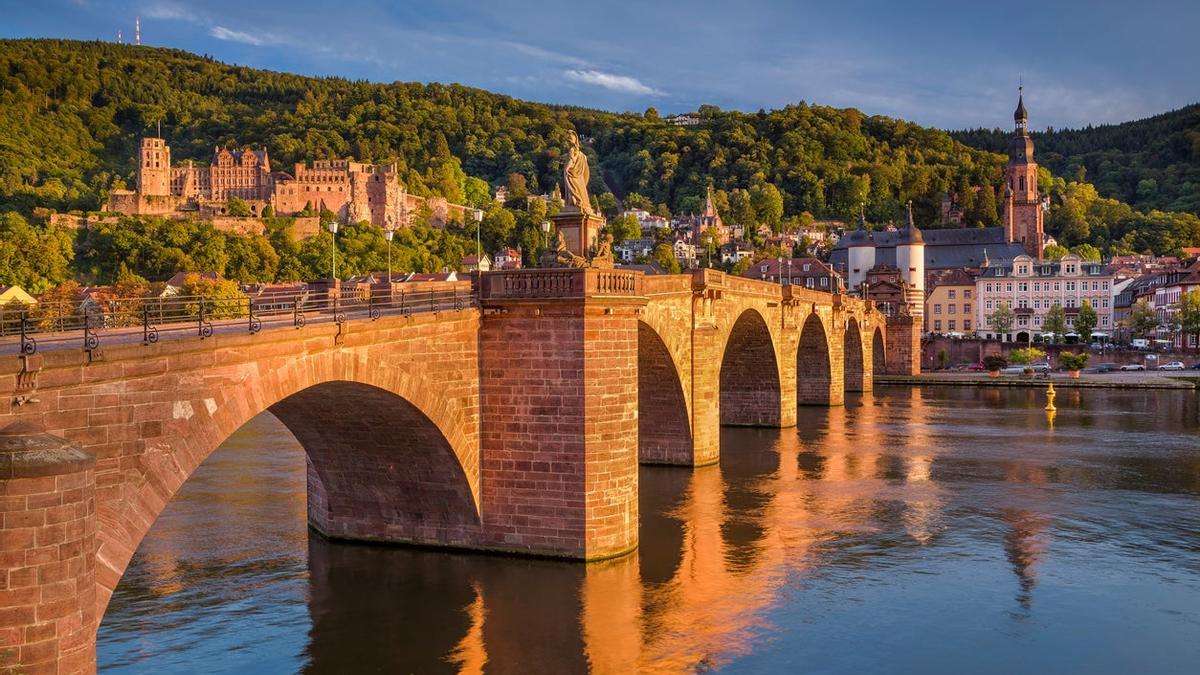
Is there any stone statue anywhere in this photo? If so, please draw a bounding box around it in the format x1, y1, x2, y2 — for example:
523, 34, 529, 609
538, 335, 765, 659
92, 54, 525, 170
590, 233, 614, 269
541, 230, 587, 268
563, 130, 594, 215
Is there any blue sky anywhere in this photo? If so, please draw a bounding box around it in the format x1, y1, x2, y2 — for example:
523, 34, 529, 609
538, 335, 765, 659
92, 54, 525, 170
4, 0, 1198, 130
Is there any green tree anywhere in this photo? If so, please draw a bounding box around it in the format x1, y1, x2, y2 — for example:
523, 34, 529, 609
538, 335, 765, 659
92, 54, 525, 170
750, 183, 785, 232
180, 273, 245, 318
481, 204, 517, 251
728, 189, 756, 227
651, 243, 681, 274
1042, 243, 1070, 260
225, 196, 252, 217
1170, 289, 1200, 351
1043, 302, 1068, 342
1127, 299, 1158, 339
1074, 299, 1098, 343
505, 173, 529, 200
597, 192, 620, 219
988, 301, 1015, 336
1070, 244, 1102, 262
1009, 347, 1045, 365
607, 213, 641, 244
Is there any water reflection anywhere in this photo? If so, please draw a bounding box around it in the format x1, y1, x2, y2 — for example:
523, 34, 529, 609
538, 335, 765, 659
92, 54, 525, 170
100, 387, 1200, 673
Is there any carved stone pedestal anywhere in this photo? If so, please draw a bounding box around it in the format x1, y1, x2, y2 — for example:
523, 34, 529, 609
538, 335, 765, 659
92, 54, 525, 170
551, 209, 605, 259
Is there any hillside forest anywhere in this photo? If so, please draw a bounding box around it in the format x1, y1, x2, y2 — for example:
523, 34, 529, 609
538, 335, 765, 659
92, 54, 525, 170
1, 39, 1198, 292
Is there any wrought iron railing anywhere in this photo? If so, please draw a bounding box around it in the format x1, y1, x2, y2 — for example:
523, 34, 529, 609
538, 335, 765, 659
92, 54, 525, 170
0, 284, 472, 356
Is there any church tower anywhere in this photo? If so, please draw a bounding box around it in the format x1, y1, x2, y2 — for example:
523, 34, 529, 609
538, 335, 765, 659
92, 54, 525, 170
1003, 88, 1044, 259
137, 136, 171, 197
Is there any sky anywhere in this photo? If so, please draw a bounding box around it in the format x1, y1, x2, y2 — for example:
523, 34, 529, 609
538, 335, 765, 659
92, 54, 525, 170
3, 0, 1198, 130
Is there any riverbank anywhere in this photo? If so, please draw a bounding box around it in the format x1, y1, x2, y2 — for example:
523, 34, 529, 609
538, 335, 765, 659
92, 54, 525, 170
877, 371, 1200, 389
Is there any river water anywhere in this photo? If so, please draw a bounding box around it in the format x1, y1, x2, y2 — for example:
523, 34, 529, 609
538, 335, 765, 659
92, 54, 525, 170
97, 386, 1200, 673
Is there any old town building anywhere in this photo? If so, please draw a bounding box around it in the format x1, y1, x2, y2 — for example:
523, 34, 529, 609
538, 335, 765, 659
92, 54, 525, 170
926, 268, 977, 336
742, 257, 844, 292
976, 253, 1114, 342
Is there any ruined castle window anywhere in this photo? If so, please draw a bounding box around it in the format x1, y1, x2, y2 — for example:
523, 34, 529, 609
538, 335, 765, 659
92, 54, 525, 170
1019, 176, 1026, 191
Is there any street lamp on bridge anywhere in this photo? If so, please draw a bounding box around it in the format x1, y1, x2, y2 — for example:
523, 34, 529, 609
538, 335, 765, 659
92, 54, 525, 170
384, 227, 395, 287
473, 208, 484, 271
326, 219, 339, 280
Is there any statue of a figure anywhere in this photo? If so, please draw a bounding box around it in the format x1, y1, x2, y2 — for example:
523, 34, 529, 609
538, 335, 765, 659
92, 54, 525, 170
589, 233, 614, 269
541, 230, 588, 268
563, 130, 594, 215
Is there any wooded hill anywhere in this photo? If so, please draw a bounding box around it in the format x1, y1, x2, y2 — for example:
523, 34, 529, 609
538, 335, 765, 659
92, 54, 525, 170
1, 38, 1197, 277
953, 103, 1200, 216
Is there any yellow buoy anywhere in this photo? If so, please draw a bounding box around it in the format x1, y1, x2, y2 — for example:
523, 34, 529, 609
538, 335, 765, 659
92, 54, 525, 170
1044, 383, 1057, 412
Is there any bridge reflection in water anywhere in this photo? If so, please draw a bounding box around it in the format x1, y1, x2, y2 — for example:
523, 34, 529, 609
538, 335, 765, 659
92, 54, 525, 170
98, 386, 1200, 673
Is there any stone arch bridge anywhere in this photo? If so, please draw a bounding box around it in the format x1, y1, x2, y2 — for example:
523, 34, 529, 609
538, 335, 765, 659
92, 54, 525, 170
0, 268, 919, 672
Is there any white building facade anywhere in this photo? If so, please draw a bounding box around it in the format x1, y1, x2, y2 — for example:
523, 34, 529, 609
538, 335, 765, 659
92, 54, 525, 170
976, 254, 1114, 341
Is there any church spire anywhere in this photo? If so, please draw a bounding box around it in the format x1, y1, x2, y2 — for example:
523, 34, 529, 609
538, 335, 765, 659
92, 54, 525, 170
1014, 85, 1028, 130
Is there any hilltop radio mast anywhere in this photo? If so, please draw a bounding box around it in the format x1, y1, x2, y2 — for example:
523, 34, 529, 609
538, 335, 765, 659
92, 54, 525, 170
117, 30, 122, 44
135, 17, 141, 46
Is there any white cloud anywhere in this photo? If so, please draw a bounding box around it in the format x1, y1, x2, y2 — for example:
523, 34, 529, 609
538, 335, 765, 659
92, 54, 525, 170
564, 69, 664, 96
210, 26, 290, 47
141, 1, 203, 23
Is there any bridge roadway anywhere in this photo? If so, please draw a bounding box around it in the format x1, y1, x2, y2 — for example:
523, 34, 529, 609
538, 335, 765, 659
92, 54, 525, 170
0, 267, 921, 673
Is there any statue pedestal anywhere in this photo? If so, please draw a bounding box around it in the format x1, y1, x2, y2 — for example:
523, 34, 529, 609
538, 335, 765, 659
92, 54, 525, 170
552, 209, 604, 258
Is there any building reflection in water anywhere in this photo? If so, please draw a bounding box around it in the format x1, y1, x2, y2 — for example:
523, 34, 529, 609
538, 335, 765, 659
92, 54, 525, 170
100, 387, 1200, 673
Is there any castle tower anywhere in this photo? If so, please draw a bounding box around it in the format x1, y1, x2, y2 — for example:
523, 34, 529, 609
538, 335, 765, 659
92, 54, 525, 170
1004, 88, 1044, 259
137, 136, 171, 197
895, 201, 925, 319
843, 207, 876, 293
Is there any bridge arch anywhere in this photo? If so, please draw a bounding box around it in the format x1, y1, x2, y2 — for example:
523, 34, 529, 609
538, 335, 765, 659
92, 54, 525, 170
88, 322, 482, 619
844, 317, 865, 392
872, 326, 886, 375
718, 309, 782, 426
637, 320, 693, 464
797, 312, 833, 405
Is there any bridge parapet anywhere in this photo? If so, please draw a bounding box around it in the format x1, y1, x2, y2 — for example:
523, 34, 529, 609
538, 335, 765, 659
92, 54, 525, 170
480, 268, 642, 302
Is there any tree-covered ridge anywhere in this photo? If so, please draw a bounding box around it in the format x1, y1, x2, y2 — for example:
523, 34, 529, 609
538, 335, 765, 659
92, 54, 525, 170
574, 103, 1005, 226
0, 38, 576, 214
953, 104, 1200, 215
2, 38, 1002, 225
0, 37, 1197, 282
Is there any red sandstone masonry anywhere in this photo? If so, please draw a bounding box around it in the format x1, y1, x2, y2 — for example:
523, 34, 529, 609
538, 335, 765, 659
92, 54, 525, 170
0, 270, 896, 671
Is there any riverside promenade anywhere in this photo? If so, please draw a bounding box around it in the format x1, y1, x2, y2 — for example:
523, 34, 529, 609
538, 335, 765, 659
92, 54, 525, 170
878, 371, 1200, 389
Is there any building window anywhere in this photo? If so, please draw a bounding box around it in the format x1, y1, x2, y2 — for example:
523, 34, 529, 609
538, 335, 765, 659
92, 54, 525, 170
1007, 283, 1014, 292
949, 320, 957, 331
934, 304, 942, 315
964, 303, 971, 313
948, 290, 957, 299
964, 289, 972, 299
1019, 282, 1028, 292
934, 320, 942, 331
1066, 282, 1076, 291
949, 305, 957, 314
964, 320, 972, 331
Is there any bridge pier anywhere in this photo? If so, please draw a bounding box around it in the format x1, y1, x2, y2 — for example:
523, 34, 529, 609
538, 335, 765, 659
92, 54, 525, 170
0, 422, 97, 675
479, 270, 645, 560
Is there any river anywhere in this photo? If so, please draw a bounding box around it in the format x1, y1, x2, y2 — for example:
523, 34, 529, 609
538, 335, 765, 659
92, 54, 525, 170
97, 386, 1200, 673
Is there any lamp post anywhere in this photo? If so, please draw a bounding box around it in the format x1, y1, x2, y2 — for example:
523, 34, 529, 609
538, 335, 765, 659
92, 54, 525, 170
541, 220, 551, 251
384, 227, 395, 287
778, 256, 784, 285
786, 258, 792, 287
326, 219, 339, 280
473, 208, 484, 272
